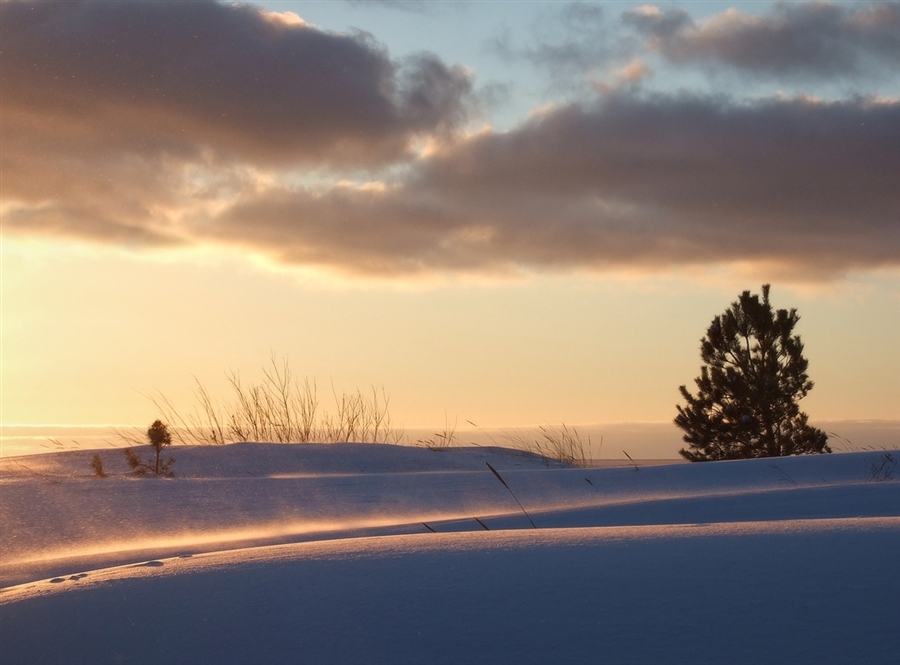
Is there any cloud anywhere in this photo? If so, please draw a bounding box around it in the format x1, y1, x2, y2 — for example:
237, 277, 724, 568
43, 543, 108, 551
624, 2, 900, 80
614, 58, 652, 83
3, 1, 897, 282
343, 0, 448, 14
209, 93, 899, 280
488, 1, 900, 92
497, 2, 898, 89
2, 0, 473, 249
488, 2, 637, 89
2, 0, 472, 169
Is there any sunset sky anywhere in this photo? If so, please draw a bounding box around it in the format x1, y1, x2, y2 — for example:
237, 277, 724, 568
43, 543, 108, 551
2, 0, 898, 437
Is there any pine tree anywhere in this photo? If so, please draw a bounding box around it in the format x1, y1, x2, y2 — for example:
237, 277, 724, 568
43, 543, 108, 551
675, 284, 830, 461
124, 420, 175, 476
147, 419, 173, 475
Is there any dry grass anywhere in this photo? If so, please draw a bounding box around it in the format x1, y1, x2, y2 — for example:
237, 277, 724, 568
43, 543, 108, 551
416, 413, 458, 449
128, 355, 404, 446
467, 421, 596, 467
90, 454, 107, 478
502, 424, 594, 467
119, 355, 600, 461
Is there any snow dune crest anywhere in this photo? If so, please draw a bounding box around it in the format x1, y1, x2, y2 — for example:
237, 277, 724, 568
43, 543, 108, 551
1, 444, 898, 664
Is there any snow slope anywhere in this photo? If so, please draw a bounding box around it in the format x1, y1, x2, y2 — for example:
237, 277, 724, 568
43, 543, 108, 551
1, 444, 898, 664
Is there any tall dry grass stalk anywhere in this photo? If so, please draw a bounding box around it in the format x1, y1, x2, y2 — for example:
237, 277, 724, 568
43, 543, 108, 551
486, 461, 536, 528
134, 355, 404, 446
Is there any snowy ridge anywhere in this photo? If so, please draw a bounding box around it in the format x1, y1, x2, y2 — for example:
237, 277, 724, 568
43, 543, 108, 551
1, 445, 898, 664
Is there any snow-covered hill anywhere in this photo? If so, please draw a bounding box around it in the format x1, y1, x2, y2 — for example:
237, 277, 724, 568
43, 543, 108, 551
2, 444, 898, 664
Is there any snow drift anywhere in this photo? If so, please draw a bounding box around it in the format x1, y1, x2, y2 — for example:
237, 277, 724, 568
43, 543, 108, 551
1, 444, 898, 664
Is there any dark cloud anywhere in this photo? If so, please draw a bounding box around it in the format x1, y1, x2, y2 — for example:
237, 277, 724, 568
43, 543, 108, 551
2, 0, 473, 248
2, 0, 472, 168
211, 94, 899, 280
624, 2, 900, 80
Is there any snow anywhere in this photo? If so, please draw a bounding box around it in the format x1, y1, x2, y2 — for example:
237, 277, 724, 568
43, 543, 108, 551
1, 444, 898, 664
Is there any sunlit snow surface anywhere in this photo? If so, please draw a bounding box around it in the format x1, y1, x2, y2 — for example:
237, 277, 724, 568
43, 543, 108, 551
1, 444, 898, 664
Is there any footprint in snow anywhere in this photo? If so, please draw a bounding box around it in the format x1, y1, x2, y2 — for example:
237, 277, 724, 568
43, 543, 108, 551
68, 573, 88, 581
134, 560, 165, 568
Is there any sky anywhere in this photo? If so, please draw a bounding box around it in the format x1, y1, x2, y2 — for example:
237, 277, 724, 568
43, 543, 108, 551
2, 0, 899, 439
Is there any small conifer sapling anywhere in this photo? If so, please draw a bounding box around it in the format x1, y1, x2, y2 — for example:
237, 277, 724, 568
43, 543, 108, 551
147, 419, 173, 475
124, 420, 175, 476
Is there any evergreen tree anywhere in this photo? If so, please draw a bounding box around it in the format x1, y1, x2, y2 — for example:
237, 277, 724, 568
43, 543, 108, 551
675, 284, 830, 461
124, 420, 175, 477
147, 419, 173, 475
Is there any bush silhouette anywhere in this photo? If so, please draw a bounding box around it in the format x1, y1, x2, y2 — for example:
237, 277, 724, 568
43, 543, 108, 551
675, 284, 830, 461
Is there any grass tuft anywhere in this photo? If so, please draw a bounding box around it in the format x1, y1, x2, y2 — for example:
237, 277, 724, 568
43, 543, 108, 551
501, 424, 594, 467
417, 413, 458, 449
90, 454, 107, 478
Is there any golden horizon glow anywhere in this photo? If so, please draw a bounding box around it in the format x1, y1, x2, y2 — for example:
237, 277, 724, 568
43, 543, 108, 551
3, 239, 898, 435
